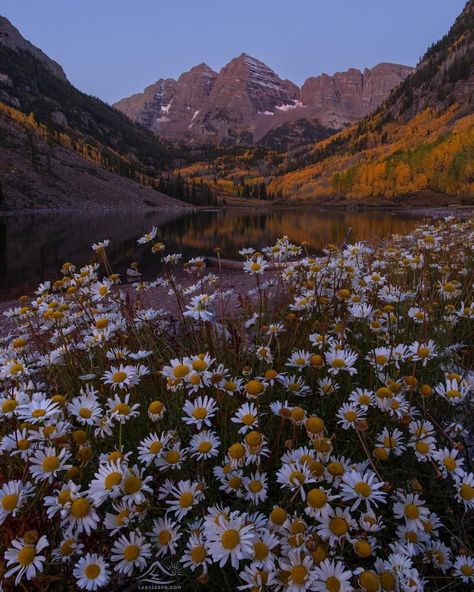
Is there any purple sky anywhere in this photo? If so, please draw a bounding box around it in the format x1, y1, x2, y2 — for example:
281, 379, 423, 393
1, 0, 467, 104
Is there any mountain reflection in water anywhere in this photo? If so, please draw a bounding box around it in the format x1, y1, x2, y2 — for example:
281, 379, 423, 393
0, 207, 426, 300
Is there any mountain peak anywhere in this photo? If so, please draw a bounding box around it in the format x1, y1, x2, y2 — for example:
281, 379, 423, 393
0, 15, 67, 80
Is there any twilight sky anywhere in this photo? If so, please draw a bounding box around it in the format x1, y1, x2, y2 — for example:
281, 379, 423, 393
1, 0, 467, 104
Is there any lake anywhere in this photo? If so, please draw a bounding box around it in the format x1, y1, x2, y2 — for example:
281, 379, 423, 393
0, 207, 431, 300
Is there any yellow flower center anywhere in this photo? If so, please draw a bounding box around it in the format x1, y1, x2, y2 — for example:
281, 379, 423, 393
149, 441, 163, 454
79, 408, 92, 419
165, 450, 180, 464
112, 371, 127, 383
331, 358, 346, 368
307, 488, 327, 509
58, 490, 71, 505
32, 409, 46, 418
326, 576, 341, 592
249, 480, 263, 493
417, 347, 430, 358
42, 455, 60, 472
71, 498, 90, 518
104, 471, 122, 489
245, 380, 264, 397
85, 564, 101, 579
291, 565, 308, 585
404, 504, 420, 520
123, 544, 140, 561
330, 517, 348, 536
460, 483, 474, 501
179, 492, 194, 508
355, 482, 372, 497
228, 476, 242, 489
254, 541, 268, 560
221, 529, 240, 550
198, 442, 212, 454
60, 539, 74, 555
2, 494, 18, 511
148, 401, 164, 415
359, 571, 379, 592
123, 475, 141, 494
345, 410, 357, 422
192, 407, 207, 419
228, 443, 245, 459
17, 546, 36, 566
461, 565, 474, 577
158, 530, 172, 545
172, 364, 189, 378
289, 470, 305, 485
2, 399, 18, 413
191, 546, 207, 563
114, 403, 131, 415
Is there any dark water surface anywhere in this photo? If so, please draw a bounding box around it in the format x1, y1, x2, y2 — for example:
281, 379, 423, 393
0, 207, 428, 300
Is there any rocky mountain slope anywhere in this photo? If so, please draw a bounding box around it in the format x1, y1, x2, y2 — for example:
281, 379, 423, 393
0, 15, 191, 209
267, 0, 474, 199
114, 54, 413, 148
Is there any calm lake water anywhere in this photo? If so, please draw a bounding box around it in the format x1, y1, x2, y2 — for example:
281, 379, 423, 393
0, 207, 430, 300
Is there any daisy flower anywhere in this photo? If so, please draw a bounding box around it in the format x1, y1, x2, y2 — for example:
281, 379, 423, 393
102, 364, 139, 390
205, 511, 255, 569
181, 532, 212, 573
433, 447, 465, 478
87, 460, 125, 506
110, 530, 152, 576
454, 472, 474, 510
166, 480, 202, 520
73, 552, 111, 590
106, 393, 140, 423
4, 533, 49, 585
147, 516, 182, 557
340, 469, 386, 511
137, 226, 158, 244
453, 555, 474, 584
243, 471, 268, 505
279, 549, 317, 591
276, 461, 316, 500
408, 340, 438, 366
325, 346, 358, 375
317, 506, 356, 546
68, 392, 102, 425
0, 479, 35, 524
243, 256, 268, 275
63, 495, 100, 536
231, 402, 259, 433
190, 430, 220, 460
182, 395, 217, 429
336, 403, 365, 430
137, 431, 170, 465
393, 492, 430, 531
16, 394, 61, 424
29, 446, 72, 483
313, 558, 353, 592
120, 465, 153, 505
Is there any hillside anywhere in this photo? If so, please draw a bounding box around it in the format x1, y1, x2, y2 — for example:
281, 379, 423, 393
0, 16, 201, 209
267, 0, 474, 199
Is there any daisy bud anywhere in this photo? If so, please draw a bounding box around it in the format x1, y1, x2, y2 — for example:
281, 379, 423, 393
23, 530, 39, 544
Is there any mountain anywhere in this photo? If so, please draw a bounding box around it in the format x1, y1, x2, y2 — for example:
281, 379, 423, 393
114, 54, 413, 148
178, 1, 473, 201
0, 16, 192, 209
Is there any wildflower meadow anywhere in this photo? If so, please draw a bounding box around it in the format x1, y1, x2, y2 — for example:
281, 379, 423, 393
0, 217, 473, 592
